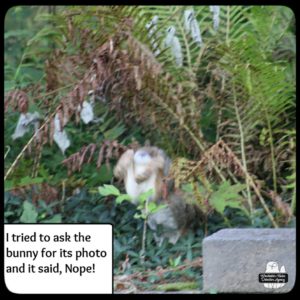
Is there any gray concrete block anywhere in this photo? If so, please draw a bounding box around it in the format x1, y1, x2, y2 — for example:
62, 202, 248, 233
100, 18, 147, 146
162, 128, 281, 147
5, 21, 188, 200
203, 228, 296, 293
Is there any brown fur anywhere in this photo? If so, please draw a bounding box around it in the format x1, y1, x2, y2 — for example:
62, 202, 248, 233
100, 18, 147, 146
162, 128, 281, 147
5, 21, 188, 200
114, 145, 203, 244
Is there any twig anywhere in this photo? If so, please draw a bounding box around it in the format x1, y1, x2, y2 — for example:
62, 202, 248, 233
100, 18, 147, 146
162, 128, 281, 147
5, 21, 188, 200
247, 174, 278, 228
4, 146, 11, 159
31, 84, 74, 102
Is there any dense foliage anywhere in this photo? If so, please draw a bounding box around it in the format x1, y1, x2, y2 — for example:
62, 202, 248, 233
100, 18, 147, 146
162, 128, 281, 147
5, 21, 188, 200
4, 6, 295, 292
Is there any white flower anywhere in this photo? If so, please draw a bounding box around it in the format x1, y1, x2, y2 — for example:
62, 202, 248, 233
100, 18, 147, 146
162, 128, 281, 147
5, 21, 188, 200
53, 113, 70, 154
184, 9, 202, 46
78, 101, 94, 124
165, 26, 183, 66
210, 6, 220, 31
146, 15, 160, 56
12, 112, 40, 140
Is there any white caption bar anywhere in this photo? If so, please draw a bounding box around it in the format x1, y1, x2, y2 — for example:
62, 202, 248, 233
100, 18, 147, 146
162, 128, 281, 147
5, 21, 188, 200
5, 224, 113, 294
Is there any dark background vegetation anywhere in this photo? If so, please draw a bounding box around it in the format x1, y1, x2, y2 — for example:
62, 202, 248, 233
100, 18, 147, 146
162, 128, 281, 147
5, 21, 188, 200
4, 6, 295, 292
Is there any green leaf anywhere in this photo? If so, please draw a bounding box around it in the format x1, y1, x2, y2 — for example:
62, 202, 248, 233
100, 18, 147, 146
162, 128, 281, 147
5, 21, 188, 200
4, 211, 15, 217
181, 183, 194, 193
41, 214, 62, 223
103, 123, 126, 140
98, 184, 120, 196
173, 255, 182, 267
4, 29, 30, 39
19, 176, 44, 186
27, 28, 63, 45
20, 201, 38, 223
155, 282, 199, 291
38, 165, 50, 179
148, 275, 160, 283
209, 181, 248, 215
148, 202, 167, 213
285, 183, 295, 189
98, 116, 115, 132
96, 165, 114, 183
138, 189, 155, 203
5, 80, 16, 92
115, 194, 131, 204
134, 212, 145, 219
4, 180, 14, 191
147, 202, 157, 212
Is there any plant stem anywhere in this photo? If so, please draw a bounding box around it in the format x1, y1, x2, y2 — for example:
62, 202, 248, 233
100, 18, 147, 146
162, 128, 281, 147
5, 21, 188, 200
226, 6, 231, 46
176, 8, 192, 71
266, 116, 278, 193
247, 173, 278, 228
223, 141, 278, 228
140, 195, 149, 265
140, 219, 147, 265
227, 169, 249, 202
232, 84, 253, 218
4, 146, 11, 159
13, 52, 27, 83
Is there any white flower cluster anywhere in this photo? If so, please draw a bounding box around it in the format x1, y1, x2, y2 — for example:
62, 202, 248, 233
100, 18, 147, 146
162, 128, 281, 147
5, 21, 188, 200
184, 9, 202, 46
210, 6, 220, 31
12, 99, 95, 155
164, 26, 183, 67
146, 15, 160, 56
145, 6, 221, 66
12, 112, 40, 140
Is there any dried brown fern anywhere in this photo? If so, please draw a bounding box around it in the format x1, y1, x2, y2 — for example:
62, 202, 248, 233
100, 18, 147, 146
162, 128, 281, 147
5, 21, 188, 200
4, 13, 283, 229
5, 19, 207, 179
61, 140, 140, 176
269, 191, 293, 225
5, 90, 29, 113
169, 140, 278, 227
10, 182, 59, 209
